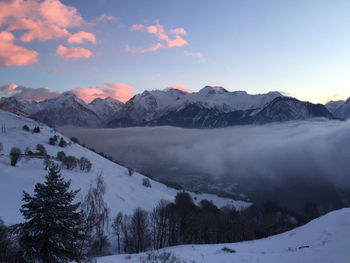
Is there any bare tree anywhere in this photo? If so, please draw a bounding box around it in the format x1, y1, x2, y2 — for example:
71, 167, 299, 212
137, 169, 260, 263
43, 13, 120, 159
112, 212, 123, 254
150, 200, 170, 249
130, 208, 150, 253
80, 174, 109, 257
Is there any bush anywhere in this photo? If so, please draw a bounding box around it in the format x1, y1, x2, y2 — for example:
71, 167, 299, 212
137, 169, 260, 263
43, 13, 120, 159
22, 125, 30, 131
49, 137, 56, 145
140, 251, 193, 263
36, 144, 47, 155
10, 147, 21, 166
142, 178, 152, 188
79, 157, 92, 172
58, 138, 67, 148
70, 136, 79, 143
62, 155, 78, 170
33, 126, 40, 133
221, 247, 236, 253
56, 151, 66, 162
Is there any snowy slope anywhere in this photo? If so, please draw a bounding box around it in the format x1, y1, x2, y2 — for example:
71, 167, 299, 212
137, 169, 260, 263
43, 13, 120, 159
97, 208, 350, 263
325, 100, 345, 114
0, 109, 249, 226
333, 98, 350, 119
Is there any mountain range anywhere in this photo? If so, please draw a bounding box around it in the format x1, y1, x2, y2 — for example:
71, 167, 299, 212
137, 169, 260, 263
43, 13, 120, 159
0, 86, 341, 128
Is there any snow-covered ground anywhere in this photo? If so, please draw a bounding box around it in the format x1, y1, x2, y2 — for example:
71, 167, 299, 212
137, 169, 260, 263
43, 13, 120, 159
97, 207, 350, 263
0, 109, 249, 226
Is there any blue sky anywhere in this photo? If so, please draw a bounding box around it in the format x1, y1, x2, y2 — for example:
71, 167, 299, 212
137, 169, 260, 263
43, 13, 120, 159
1, 0, 350, 103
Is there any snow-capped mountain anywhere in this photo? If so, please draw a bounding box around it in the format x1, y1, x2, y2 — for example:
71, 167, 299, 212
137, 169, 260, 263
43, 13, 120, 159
328, 98, 350, 119
0, 86, 335, 128
0, 109, 248, 226
99, 207, 350, 263
88, 97, 124, 121
325, 100, 345, 115
253, 97, 334, 123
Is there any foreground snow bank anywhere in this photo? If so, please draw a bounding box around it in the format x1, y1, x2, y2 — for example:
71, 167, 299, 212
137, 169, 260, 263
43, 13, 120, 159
97, 208, 350, 263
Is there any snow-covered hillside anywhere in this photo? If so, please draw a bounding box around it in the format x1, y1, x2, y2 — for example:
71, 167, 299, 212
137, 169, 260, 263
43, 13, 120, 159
0, 109, 249, 226
97, 207, 350, 263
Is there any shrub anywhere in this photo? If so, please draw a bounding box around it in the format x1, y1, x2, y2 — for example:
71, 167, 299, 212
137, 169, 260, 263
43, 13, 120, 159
79, 157, 92, 172
62, 155, 78, 170
22, 125, 30, 131
10, 147, 21, 166
221, 247, 236, 253
56, 151, 66, 162
58, 138, 67, 148
128, 167, 133, 176
140, 251, 193, 263
33, 126, 40, 133
70, 136, 79, 143
49, 137, 56, 145
36, 144, 47, 155
142, 178, 152, 188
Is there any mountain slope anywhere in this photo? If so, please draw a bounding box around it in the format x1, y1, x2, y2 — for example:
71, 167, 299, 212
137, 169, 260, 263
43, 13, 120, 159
253, 97, 334, 124
97, 207, 350, 263
332, 98, 350, 119
0, 109, 249, 226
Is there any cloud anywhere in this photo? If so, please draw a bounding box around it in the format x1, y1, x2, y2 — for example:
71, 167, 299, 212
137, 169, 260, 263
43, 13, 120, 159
166, 85, 192, 93
59, 119, 350, 211
128, 22, 188, 53
91, 13, 117, 24
70, 83, 134, 103
0, 0, 99, 65
1, 0, 87, 42
56, 45, 93, 58
184, 50, 206, 62
0, 31, 38, 66
169, 28, 186, 36
0, 83, 59, 101
48, 68, 65, 74
0, 83, 18, 96
324, 94, 347, 104
125, 42, 162, 54
67, 31, 96, 44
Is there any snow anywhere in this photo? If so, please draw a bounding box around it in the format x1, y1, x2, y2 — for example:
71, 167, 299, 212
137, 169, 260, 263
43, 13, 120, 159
131, 87, 282, 115
0, 109, 249, 226
96, 208, 350, 263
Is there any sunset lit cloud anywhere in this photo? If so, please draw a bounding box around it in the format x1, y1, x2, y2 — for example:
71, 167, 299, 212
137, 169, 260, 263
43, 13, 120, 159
70, 83, 134, 103
67, 31, 96, 44
0, 83, 59, 101
56, 45, 93, 58
128, 22, 188, 53
166, 85, 192, 93
49, 68, 65, 74
0, 31, 38, 67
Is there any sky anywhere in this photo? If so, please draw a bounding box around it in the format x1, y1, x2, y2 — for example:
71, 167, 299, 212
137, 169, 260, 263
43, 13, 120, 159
1, 0, 350, 103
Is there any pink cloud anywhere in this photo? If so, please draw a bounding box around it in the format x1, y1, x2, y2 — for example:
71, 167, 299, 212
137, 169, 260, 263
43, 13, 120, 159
131, 24, 144, 31
167, 85, 192, 93
0, 83, 18, 95
125, 42, 162, 53
167, 35, 188, 47
56, 45, 93, 58
70, 83, 134, 103
0, 0, 96, 45
67, 31, 96, 44
128, 22, 188, 53
49, 68, 65, 74
169, 28, 186, 36
0, 31, 38, 67
0, 83, 59, 101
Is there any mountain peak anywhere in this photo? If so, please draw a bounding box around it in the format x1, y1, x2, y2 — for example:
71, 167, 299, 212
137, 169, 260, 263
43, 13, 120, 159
200, 86, 228, 94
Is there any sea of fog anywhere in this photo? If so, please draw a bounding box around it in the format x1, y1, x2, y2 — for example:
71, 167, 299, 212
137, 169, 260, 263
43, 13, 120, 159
59, 119, 350, 212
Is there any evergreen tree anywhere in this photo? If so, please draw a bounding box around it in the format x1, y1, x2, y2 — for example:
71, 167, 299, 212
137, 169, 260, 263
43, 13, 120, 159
19, 164, 83, 263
